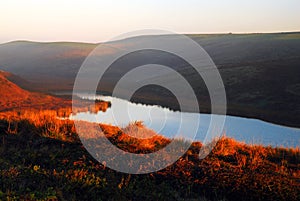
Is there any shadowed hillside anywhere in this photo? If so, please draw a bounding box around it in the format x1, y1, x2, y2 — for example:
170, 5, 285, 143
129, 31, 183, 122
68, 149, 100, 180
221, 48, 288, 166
0, 32, 300, 127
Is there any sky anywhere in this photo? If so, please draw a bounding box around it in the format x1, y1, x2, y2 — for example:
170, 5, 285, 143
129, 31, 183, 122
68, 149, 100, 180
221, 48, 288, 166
1, 0, 300, 43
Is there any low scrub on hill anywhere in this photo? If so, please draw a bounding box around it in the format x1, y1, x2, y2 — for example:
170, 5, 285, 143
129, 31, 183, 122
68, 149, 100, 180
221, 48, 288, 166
0, 110, 299, 201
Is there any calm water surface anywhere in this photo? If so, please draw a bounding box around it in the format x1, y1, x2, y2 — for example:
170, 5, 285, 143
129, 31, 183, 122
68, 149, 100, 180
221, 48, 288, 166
70, 94, 300, 148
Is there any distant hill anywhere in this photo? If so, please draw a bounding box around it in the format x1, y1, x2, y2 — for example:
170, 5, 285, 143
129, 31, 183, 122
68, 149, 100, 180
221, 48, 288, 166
0, 32, 300, 127
0, 41, 96, 90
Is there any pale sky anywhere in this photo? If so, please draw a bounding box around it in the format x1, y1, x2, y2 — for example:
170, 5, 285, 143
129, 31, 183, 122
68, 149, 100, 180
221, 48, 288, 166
1, 0, 299, 43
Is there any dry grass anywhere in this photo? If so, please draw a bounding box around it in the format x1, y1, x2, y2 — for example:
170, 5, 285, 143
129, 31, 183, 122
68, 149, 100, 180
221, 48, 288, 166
0, 109, 299, 200
100, 121, 171, 153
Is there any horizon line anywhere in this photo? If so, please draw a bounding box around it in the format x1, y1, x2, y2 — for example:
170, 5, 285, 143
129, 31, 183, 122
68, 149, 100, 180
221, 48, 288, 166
1, 30, 299, 45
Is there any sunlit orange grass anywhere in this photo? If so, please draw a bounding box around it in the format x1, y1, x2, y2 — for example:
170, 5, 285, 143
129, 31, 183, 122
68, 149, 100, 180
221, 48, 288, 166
122, 121, 157, 138
100, 122, 171, 153
210, 136, 300, 173
2, 108, 299, 174
0, 110, 66, 126
0, 110, 77, 142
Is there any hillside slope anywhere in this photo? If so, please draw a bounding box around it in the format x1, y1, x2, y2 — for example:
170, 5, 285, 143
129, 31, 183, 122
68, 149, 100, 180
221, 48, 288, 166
0, 70, 64, 111
0, 32, 299, 127
0, 111, 299, 201
0, 70, 111, 117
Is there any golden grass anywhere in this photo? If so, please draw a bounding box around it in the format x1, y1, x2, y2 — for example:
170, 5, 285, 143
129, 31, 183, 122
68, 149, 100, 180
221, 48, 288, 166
0, 109, 299, 200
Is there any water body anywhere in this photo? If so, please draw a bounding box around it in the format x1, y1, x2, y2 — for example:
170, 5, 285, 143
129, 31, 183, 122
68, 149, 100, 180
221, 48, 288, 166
70, 94, 300, 148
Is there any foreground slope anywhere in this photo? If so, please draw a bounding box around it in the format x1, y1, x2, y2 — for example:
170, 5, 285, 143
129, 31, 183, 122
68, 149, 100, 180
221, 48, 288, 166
0, 111, 299, 201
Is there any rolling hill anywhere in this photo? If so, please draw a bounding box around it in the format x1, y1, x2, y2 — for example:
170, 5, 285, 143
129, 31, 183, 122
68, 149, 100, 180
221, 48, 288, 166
0, 32, 300, 127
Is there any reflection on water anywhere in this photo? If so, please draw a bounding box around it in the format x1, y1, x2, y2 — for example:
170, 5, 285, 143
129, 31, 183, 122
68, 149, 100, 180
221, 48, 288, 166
70, 94, 300, 148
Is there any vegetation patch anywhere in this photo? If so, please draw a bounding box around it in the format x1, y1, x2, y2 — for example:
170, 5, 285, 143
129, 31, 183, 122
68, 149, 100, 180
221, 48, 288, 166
0, 110, 299, 201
